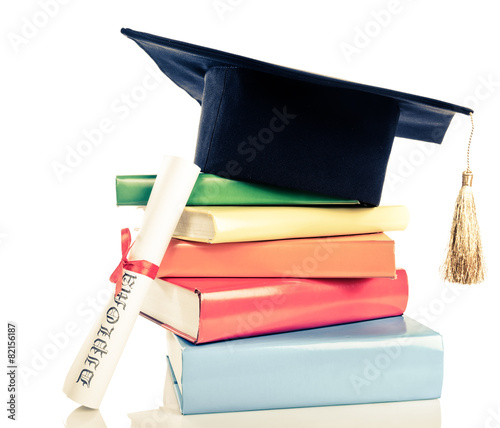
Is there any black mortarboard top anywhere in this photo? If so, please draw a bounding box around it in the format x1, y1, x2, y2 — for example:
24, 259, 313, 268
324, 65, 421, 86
122, 28, 472, 206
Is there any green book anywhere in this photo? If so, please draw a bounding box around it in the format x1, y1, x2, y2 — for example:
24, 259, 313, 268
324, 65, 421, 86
116, 174, 359, 206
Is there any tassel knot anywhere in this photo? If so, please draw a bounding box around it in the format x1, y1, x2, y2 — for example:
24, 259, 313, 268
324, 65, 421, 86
462, 171, 473, 186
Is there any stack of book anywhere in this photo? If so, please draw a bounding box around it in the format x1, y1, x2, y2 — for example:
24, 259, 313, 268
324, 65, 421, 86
116, 173, 444, 417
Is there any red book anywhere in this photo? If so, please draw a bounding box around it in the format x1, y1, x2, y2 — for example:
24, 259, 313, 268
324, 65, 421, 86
158, 233, 396, 278
140, 270, 408, 344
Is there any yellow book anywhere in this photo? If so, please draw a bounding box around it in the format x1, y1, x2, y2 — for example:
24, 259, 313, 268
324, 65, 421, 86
173, 206, 409, 243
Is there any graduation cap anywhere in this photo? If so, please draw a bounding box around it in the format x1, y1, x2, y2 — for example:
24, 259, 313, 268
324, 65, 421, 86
122, 28, 472, 207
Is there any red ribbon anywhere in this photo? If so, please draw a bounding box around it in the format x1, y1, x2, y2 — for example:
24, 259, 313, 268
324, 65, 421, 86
109, 228, 159, 296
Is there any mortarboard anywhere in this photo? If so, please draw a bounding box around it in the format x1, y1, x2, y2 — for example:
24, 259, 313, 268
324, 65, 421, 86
121, 28, 472, 207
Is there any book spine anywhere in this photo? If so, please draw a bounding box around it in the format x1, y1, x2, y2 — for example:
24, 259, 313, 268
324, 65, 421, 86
195, 271, 408, 343
116, 174, 357, 206
146, 369, 443, 428
178, 318, 443, 414
158, 235, 395, 278
200, 206, 409, 243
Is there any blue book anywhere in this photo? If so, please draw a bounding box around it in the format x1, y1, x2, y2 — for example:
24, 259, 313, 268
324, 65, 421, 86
128, 371, 442, 428
166, 316, 443, 415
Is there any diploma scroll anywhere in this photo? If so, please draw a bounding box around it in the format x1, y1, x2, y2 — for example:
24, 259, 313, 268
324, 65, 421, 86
63, 155, 200, 409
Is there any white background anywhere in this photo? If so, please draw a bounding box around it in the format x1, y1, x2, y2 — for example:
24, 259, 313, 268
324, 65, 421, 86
2, 1, 499, 427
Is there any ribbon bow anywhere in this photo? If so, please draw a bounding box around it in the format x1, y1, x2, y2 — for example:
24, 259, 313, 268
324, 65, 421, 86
109, 228, 159, 296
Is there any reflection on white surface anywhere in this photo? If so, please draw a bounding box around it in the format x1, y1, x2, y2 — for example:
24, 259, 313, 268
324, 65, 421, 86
65, 406, 107, 428
128, 370, 441, 427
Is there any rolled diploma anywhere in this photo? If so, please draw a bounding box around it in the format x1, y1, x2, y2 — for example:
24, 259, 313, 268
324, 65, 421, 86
63, 155, 200, 409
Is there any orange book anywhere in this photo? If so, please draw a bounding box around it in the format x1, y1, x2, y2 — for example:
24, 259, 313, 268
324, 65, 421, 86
158, 233, 395, 278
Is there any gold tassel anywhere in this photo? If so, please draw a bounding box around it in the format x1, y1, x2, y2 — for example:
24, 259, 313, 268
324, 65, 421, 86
441, 113, 486, 285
